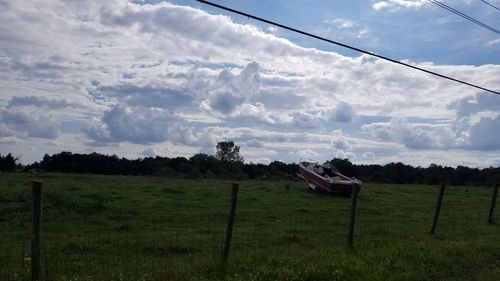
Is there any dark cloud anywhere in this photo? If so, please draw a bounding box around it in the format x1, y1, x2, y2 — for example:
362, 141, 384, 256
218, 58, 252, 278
467, 115, 500, 150
246, 139, 264, 148
329, 101, 356, 123
8, 58, 67, 79
449, 92, 500, 118
0, 108, 58, 139
91, 85, 195, 110
252, 90, 308, 110
7, 96, 75, 109
208, 92, 244, 114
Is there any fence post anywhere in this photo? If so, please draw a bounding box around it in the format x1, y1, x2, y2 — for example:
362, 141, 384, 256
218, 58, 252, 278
430, 181, 446, 235
31, 181, 43, 281
347, 183, 360, 247
223, 183, 239, 265
487, 183, 498, 224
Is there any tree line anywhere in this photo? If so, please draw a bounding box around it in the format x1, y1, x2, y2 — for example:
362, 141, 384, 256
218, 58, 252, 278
2, 141, 499, 185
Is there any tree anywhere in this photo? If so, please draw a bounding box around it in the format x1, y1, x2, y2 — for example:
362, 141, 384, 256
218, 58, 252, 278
327, 158, 356, 176
0, 153, 17, 171
215, 141, 243, 163
189, 153, 219, 175
382, 162, 417, 184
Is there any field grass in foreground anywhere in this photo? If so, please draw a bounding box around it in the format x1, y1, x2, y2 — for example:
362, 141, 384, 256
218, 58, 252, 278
0, 172, 499, 281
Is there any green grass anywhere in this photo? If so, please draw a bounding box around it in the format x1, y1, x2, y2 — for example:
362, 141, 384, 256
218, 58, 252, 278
0, 172, 498, 281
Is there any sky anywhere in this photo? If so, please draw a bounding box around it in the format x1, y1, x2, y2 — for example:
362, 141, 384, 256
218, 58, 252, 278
1, 0, 500, 167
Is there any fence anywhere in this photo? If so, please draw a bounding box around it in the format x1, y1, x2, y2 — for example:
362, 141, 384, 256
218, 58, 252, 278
0, 176, 498, 281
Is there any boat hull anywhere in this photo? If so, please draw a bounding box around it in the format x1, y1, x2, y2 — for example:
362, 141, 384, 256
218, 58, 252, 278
298, 162, 360, 195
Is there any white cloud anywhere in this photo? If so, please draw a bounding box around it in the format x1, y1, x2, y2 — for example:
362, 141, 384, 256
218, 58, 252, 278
297, 149, 320, 159
140, 147, 157, 157
328, 19, 355, 29
83, 105, 178, 144
362, 151, 375, 160
373, 0, 427, 11
362, 117, 464, 150
487, 38, 500, 47
373, 2, 392, 10
362, 115, 500, 152
331, 129, 352, 151
335, 150, 356, 159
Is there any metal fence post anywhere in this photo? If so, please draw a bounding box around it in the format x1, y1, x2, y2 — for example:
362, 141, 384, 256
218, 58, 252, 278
31, 181, 43, 281
430, 181, 446, 235
488, 183, 498, 224
223, 183, 239, 264
347, 184, 360, 246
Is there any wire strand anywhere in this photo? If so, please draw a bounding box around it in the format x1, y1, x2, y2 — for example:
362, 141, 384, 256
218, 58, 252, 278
479, 0, 500, 12
428, 0, 500, 35
196, 0, 500, 96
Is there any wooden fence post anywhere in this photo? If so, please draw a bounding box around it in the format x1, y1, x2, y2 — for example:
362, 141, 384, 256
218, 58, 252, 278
487, 183, 498, 224
430, 181, 446, 235
347, 184, 360, 246
223, 183, 239, 265
31, 181, 43, 281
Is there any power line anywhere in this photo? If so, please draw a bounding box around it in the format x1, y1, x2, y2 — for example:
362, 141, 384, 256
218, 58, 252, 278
196, 0, 500, 96
427, 0, 500, 35
479, 0, 500, 12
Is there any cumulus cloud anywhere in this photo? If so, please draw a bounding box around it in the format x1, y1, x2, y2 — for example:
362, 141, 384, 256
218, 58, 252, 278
82, 104, 218, 148
202, 62, 261, 114
83, 105, 178, 144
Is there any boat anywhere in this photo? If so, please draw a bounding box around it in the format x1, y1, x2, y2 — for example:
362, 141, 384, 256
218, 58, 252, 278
298, 161, 362, 195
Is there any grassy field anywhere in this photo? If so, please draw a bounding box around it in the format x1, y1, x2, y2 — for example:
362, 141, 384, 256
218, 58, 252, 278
0, 172, 498, 281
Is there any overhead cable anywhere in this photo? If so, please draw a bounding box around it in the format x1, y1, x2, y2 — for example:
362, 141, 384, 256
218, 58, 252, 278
479, 0, 500, 13
196, 0, 500, 96
427, 0, 500, 35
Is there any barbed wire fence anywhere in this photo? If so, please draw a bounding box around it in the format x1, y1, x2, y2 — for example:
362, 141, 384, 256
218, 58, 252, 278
0, 178, 498, 280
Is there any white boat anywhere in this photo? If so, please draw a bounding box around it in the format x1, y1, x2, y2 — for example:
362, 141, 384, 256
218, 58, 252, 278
298, 161, 362, 195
